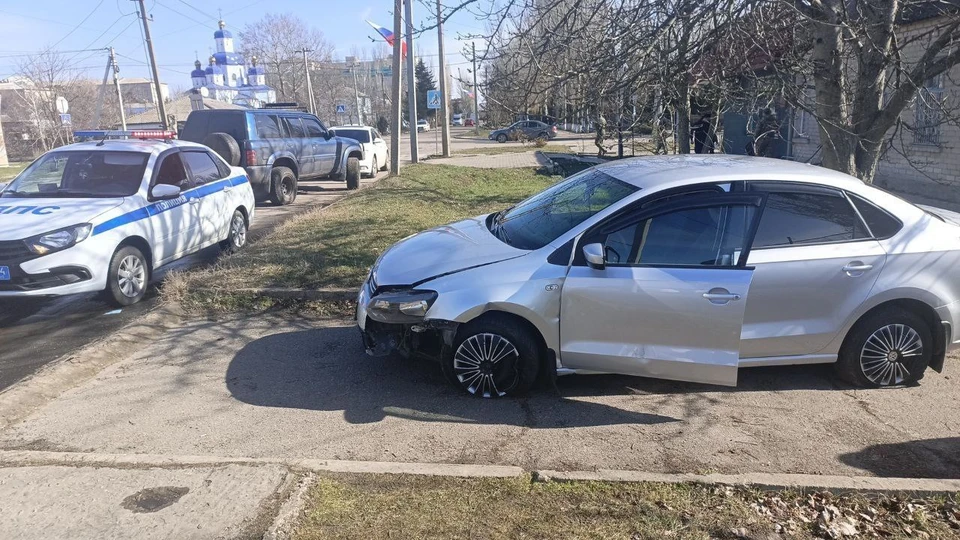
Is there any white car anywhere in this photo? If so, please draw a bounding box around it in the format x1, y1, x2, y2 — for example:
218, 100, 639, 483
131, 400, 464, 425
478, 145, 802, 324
329, 126, 389, 178
0, 130, 255, 306
452, 114, 464, 127
417, 119, 430, 132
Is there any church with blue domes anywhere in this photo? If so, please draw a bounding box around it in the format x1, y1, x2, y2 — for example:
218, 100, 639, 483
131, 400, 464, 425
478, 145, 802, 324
189, 20, 276, 108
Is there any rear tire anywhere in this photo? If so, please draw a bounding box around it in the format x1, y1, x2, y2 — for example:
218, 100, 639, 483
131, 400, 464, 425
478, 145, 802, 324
442, 316, 541, 398
219, 209, 247, 254
104, 245, 148, 307
270, 166, 297, 205
835, 307, 932, 388
345, 156, 360, 190
202, 133, 241, 166
380, 154, 389, 171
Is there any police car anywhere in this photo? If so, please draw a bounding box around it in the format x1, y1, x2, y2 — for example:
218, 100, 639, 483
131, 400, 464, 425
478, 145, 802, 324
0, 130, 255, 306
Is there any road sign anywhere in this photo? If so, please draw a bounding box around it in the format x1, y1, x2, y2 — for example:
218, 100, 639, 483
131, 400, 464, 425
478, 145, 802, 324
336, 104, 346, 114
59, 113, 72, 126
427, 90, 441, 110
55, 96, 69, 114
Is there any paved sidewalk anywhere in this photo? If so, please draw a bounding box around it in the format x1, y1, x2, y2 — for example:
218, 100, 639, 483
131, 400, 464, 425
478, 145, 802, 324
0, 463, 289, 540
2, 314, 958, 479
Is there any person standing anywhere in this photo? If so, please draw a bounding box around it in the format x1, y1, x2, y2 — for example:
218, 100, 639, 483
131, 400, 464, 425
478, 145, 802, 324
595, 114, 607, 157
754, 108, 780, 158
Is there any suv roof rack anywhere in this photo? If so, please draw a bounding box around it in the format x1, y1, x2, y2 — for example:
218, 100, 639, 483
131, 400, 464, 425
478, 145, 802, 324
259, 102, 308, 112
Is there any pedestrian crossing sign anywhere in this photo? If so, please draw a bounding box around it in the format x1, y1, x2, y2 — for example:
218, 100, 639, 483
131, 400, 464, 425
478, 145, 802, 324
336, 104, 346, 114
427, 90, 441, 109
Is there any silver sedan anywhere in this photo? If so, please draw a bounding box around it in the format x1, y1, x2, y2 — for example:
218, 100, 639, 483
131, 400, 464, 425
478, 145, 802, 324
357, 155, 960, 397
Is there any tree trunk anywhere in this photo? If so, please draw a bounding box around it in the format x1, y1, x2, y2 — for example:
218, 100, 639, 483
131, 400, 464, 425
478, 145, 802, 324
811, 19, 857, 176
676, 82, 691, 154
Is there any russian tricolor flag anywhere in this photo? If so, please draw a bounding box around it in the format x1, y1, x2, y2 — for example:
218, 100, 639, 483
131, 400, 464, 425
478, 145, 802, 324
367, 21, 407, 57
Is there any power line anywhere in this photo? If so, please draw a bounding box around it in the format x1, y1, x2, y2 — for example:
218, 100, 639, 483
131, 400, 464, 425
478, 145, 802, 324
174, 0, 218, 22
154, 0, 209, 26
49, 0, 107, 50
153, 0, 260, 38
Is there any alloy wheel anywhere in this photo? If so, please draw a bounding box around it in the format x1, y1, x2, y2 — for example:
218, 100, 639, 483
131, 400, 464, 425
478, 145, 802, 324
117, 255, 145, 298
230, 213, 246, 249
454, 333, 520, 398
860, 323, 923, 386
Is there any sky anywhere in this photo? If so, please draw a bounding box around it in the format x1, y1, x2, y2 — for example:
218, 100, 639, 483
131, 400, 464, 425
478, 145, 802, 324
0, 0, 486, 93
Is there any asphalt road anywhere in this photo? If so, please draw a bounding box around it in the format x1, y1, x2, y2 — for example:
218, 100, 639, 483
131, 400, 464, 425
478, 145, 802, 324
0, 175, 378, 392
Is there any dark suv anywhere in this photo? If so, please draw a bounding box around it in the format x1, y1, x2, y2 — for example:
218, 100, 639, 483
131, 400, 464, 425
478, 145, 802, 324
180, 109, 364, 205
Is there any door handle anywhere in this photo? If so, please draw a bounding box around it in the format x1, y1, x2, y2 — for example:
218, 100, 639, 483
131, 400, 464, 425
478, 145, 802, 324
703, 289, 742, 304
843, 262, 873, 276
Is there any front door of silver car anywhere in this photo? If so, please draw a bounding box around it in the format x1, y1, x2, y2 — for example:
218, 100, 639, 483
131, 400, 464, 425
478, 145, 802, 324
559, 194, 766, 386
739, 184, 888, 360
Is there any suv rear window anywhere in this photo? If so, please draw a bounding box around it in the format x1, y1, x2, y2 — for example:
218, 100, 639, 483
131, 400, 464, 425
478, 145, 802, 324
180, 111, 247, 143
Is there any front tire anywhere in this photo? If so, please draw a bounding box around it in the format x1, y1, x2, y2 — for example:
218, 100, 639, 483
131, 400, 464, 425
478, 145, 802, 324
105, 246, 148, 307
496, 133, 507, 143
270, 166, 297, 206
367, 157, 378, 179
835, 307, 932, 388
442, 316, 541, 398
345, 156, 360, 190
219, 209, 247, 254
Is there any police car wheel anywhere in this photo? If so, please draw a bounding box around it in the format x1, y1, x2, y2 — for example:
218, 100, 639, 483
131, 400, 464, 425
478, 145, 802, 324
105, 246, 148, 306
270, 166, 297, 206
220, 210, 247, 254
367, 157, 378, 178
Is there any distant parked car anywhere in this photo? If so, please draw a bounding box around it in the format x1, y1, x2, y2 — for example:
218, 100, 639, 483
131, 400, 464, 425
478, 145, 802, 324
452, 114, 464, 127
417, 119, 431, 132
489, 121, 557, 143
465, 118, 475, 127
330, 126, 389, 178
180, 109, 365, 204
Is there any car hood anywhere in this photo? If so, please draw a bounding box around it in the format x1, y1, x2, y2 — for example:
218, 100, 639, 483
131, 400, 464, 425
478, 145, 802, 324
373, 216, 529, 287
0, 197, 125, 240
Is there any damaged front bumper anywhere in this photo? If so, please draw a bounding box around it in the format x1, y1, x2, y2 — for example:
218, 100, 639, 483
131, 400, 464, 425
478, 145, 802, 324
356, 278, 457, 360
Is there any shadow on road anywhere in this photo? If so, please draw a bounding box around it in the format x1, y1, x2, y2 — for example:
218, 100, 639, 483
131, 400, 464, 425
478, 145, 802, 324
838, 437, 960, 479
225, 326, 679, 427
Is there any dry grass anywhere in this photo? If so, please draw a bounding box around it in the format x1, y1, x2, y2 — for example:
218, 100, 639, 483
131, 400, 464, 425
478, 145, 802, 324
293, 474, 960, 540
163, 164, 557, 314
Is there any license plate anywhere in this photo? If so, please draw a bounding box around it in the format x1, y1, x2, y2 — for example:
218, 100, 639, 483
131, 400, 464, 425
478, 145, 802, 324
0, 266, 9, 281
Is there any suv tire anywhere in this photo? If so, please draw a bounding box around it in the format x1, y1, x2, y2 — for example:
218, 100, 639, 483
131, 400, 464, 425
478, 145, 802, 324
104, 245, 149, 306
345, 156, 360, 190
203, 132, 241, 166
270, 166, 297, 205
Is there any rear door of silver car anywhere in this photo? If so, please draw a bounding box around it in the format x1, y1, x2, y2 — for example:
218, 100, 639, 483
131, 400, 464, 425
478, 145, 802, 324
559, 193, 766, 386
738, 183, 888, 360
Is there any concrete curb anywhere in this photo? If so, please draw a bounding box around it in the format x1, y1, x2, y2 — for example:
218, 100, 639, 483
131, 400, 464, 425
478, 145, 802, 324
1, 450, 959, 494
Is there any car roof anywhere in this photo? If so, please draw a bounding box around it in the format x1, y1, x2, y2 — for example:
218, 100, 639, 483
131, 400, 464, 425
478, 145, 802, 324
596, 155, 863, 190
51, 139, 209, 154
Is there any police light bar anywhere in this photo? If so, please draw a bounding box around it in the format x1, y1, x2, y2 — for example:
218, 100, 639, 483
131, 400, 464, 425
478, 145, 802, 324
73, 130, 177, 140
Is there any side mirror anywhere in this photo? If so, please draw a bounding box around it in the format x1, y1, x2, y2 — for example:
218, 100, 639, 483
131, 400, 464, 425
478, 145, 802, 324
151, 183, 181, 200
324, 131, 333, 140
582, 243, 606, 270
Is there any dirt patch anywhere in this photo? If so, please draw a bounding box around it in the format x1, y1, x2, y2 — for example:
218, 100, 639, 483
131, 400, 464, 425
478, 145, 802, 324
121, 486, 189, 513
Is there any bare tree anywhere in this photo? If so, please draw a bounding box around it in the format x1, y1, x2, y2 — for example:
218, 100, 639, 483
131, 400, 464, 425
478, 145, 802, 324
239, 13, 335, 107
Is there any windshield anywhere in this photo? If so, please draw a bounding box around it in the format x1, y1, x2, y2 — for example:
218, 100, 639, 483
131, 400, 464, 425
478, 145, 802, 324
489, 168, 638, 250
2, 150, 148, 198
332, 129, 371, 143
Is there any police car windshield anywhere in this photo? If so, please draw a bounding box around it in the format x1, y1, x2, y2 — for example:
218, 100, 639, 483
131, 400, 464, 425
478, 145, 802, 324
2, 151, 148, 198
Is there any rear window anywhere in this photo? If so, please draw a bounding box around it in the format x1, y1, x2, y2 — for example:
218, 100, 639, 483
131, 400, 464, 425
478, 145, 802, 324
182, 151, 224, 186
753, 191, 869, 248
180, 111, 248, 143
331, 129, 370, 143
849, 193, 902, 238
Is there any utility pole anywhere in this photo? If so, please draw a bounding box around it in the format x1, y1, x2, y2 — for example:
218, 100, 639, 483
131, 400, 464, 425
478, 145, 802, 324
111, 48, 127, 130
134, 0, 168, 130
296, 48, 317, 115
471, 41, 480, 136
404, 0, 418, 163
351, 64, 363, 125
435, 0, 450, 157
389, 0, 402, 175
